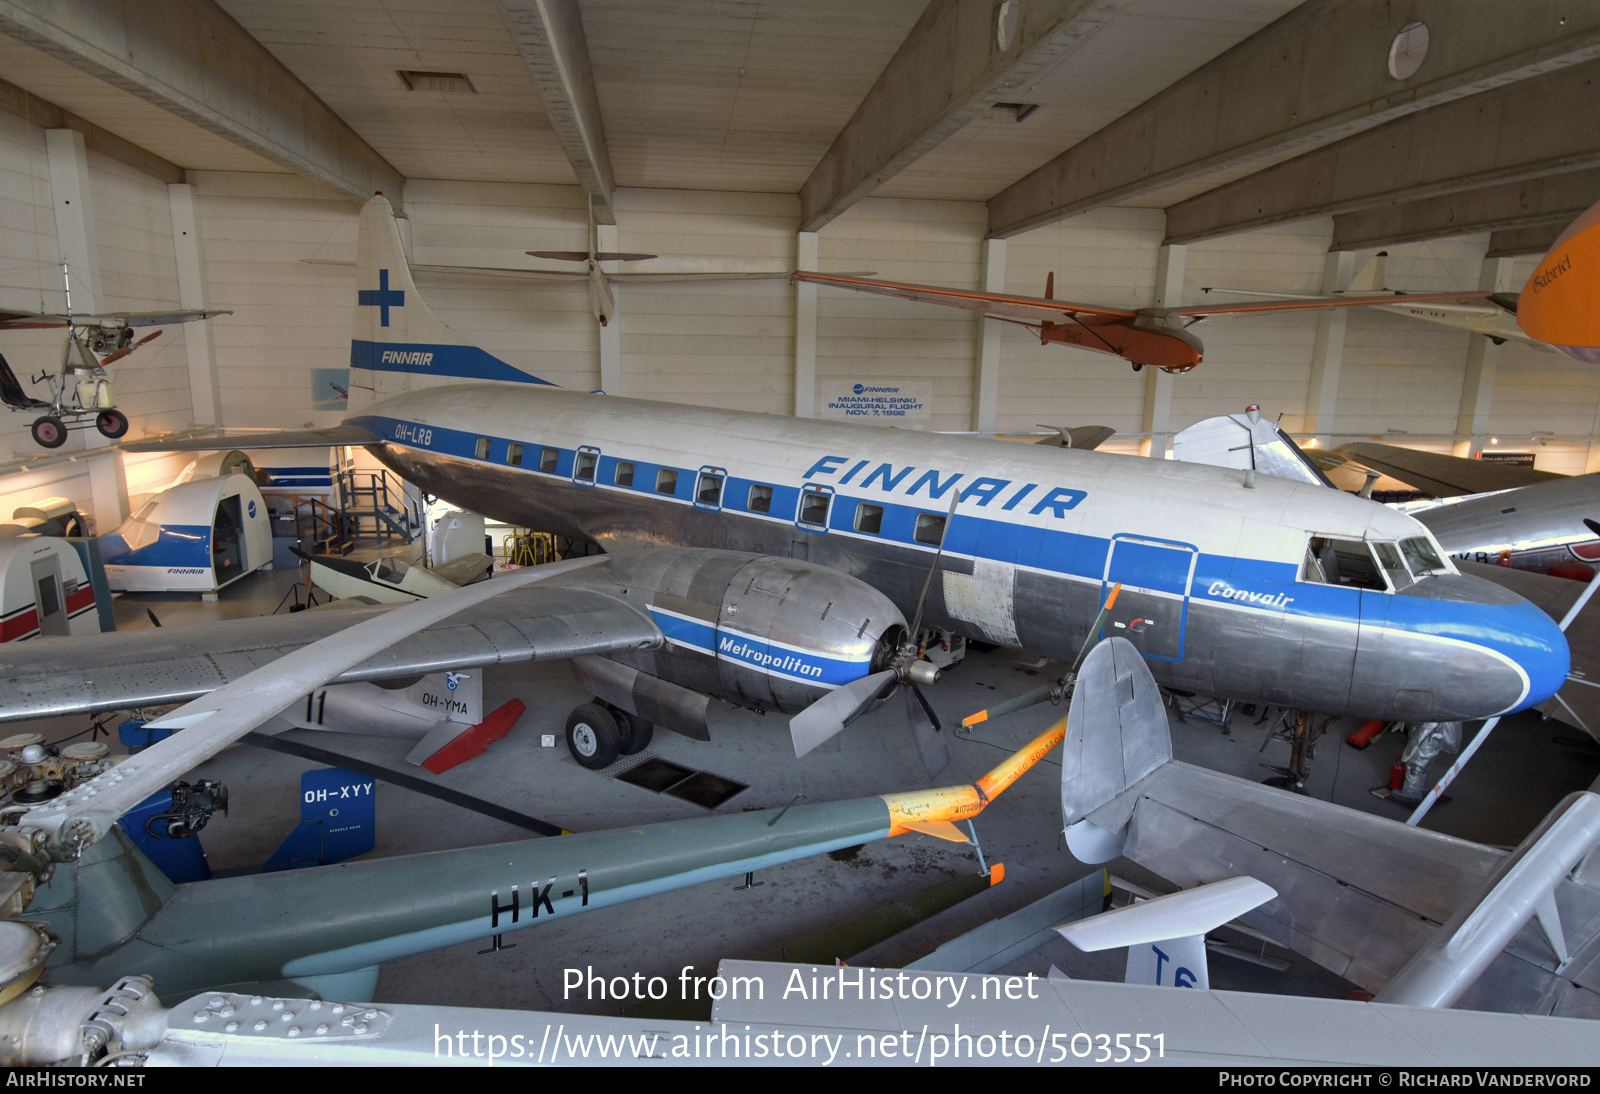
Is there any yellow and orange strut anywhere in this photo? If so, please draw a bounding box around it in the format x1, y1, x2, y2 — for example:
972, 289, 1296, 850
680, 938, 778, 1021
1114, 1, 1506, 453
879, 714, 1066, 846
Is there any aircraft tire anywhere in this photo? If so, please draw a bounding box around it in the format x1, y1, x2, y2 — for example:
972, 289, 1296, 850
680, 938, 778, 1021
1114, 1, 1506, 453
95, 409, 129, 439
31, 416, 66, 449
566, 703, 621, 770
616, 709, 654, 755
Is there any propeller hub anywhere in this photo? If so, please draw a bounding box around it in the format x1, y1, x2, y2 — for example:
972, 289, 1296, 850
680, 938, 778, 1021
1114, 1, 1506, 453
905, 660, 940, 687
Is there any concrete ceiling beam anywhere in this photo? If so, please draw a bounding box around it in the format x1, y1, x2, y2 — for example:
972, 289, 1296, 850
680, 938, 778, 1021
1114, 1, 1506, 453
1487, 223, 1567, 260
798, 0, 1127, 234
1165, 55, 1600, 245
0, 0, 405, 208
988, 2, 1600, 240
1330, 168, 1600, 252
497, 0, 615, 225
0, 74, 181, 184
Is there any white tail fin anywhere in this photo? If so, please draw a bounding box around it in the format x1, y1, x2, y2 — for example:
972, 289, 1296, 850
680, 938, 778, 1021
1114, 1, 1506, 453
1054, 876, 1277, 990
349, 196, 554, 413
1347, 251, 1390, 293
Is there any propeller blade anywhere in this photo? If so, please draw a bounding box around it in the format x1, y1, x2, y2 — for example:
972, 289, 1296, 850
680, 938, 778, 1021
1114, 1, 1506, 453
908, 491, 962, 641
592, 251, 658, 263
145, 608, 163, 628
99, 348, 133, 366
906, 683, 950, 779
962, 684, 1052, 728
1069, 582, 1122, 674
526, 251, 593, 262
136, 330, 163, 345
789, 669, 897, 758
960, 583, 1123, 728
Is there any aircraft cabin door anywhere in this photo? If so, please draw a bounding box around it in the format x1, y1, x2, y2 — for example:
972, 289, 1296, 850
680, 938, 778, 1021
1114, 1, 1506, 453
29, 556, 69, 638
1101, 534, 1198, 662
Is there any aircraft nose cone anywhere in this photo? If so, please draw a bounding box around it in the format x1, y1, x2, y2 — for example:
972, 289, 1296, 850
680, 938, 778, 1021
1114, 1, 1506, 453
1503, 597, 1571, 712
1381, 574, 1569, 718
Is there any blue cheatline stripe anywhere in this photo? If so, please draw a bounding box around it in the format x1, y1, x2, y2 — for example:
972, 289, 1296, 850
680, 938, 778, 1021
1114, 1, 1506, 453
648, 607, 865, 688
98, 525, 210, 568
350, 340, 555, 386
345, 412, 1565, 682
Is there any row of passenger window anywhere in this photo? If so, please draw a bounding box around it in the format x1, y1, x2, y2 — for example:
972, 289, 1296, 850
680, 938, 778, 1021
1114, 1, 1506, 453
474, 434, 948, 545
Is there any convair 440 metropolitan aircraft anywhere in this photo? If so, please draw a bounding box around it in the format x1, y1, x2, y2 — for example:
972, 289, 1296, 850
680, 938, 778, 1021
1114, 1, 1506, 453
122, 197, 1567, 776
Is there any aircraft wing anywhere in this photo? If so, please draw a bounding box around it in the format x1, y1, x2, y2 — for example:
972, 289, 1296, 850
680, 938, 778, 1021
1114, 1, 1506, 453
0, 308, 230, 329
120, 424, 383, 452
1337, 442, 1562, 496
17, 558, 660, 846
792, 271, 1140, 323
1168, 289, 1492, 319
0, 571, 661, 725
1123, 762, 1502, 990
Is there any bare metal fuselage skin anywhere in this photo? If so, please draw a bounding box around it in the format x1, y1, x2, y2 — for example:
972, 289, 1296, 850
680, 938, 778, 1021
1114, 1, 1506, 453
347, 384, 1566, 723
1411, 473, 1600, 575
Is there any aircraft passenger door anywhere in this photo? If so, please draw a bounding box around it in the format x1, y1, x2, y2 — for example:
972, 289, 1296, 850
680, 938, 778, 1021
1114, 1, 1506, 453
29, 556, 69, 638
1101, 534, 1198, 662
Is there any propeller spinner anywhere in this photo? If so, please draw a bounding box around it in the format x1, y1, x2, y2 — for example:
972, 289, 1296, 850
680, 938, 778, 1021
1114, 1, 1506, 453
788, 493, 958, 778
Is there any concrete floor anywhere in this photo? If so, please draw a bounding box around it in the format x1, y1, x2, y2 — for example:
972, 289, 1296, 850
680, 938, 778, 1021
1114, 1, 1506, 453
17, 553, 1600, 1015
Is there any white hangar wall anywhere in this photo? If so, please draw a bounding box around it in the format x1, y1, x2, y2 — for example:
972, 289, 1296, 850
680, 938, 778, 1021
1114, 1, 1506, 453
0, 114, 1593, 493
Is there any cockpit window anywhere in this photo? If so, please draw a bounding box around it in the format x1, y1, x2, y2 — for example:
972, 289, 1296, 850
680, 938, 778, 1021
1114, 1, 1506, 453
1302, 536, 1388, 591
374, 557, 410, 584
1401, 536, 1449, 577
1371, 541, 1413, 590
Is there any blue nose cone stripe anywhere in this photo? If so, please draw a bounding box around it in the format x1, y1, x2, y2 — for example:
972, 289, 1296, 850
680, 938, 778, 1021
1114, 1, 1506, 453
1499, 599, 1571, 713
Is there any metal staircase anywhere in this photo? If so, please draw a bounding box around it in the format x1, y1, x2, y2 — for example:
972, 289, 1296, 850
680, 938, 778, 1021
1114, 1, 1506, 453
339, 468, 424, 544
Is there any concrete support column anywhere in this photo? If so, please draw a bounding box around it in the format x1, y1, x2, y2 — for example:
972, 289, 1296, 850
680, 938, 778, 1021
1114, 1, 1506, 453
794, 230, 818, 418
1306, 250, 1355, 449
1454, 257, 1515, 457
167, 183, 221, 427
1139, 243, 1185, 456
85, 450, 128, 537
972, 238, 1006, 433
595, 222, 621, 394
44, 128, 101, 316
45, 127, 111, 451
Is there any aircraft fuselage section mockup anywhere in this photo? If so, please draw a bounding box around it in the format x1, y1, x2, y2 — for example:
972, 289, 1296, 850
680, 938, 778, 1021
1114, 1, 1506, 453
345, 384, 1567, 724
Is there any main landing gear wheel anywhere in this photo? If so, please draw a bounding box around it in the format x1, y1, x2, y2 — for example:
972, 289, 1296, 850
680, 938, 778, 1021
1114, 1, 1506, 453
566, 703, 622, 770
31, 416, 65, 449
95, 409, 129, 439
615, 708, 654, 755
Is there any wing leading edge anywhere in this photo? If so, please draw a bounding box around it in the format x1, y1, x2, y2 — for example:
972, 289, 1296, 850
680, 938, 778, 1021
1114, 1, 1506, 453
0, 580, 661, 724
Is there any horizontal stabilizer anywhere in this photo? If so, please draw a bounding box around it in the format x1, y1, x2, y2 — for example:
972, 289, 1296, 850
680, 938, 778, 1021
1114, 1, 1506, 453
1055, 876, 1277, 952
410, 699, 525, 773
122, 425, 381, 453
897, 819, 969, 844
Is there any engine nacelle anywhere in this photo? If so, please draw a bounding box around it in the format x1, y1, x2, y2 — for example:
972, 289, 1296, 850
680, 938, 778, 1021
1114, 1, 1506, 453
569, 549, 905, 722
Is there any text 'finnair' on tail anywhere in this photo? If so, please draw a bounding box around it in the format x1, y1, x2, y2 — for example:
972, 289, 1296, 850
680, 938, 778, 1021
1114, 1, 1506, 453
348, 195, 554, 412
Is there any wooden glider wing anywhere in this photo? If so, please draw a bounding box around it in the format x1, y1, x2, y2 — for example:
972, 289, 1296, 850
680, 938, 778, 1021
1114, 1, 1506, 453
793, 272, 1138, 324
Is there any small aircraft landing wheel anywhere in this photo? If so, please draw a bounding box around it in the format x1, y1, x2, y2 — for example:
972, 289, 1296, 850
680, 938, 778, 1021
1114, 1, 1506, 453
95, 409, 129, 439
566, 703, 622, 770
31, 416, 66, 449
615, 708, 655, 755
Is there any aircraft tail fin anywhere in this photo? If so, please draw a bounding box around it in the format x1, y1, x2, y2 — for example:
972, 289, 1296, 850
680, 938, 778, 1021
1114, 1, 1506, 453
349, 196, 554, 412
1059, 637, 1173, 864
1054, 875, 1276, 990
1347, 251, 1389, 293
